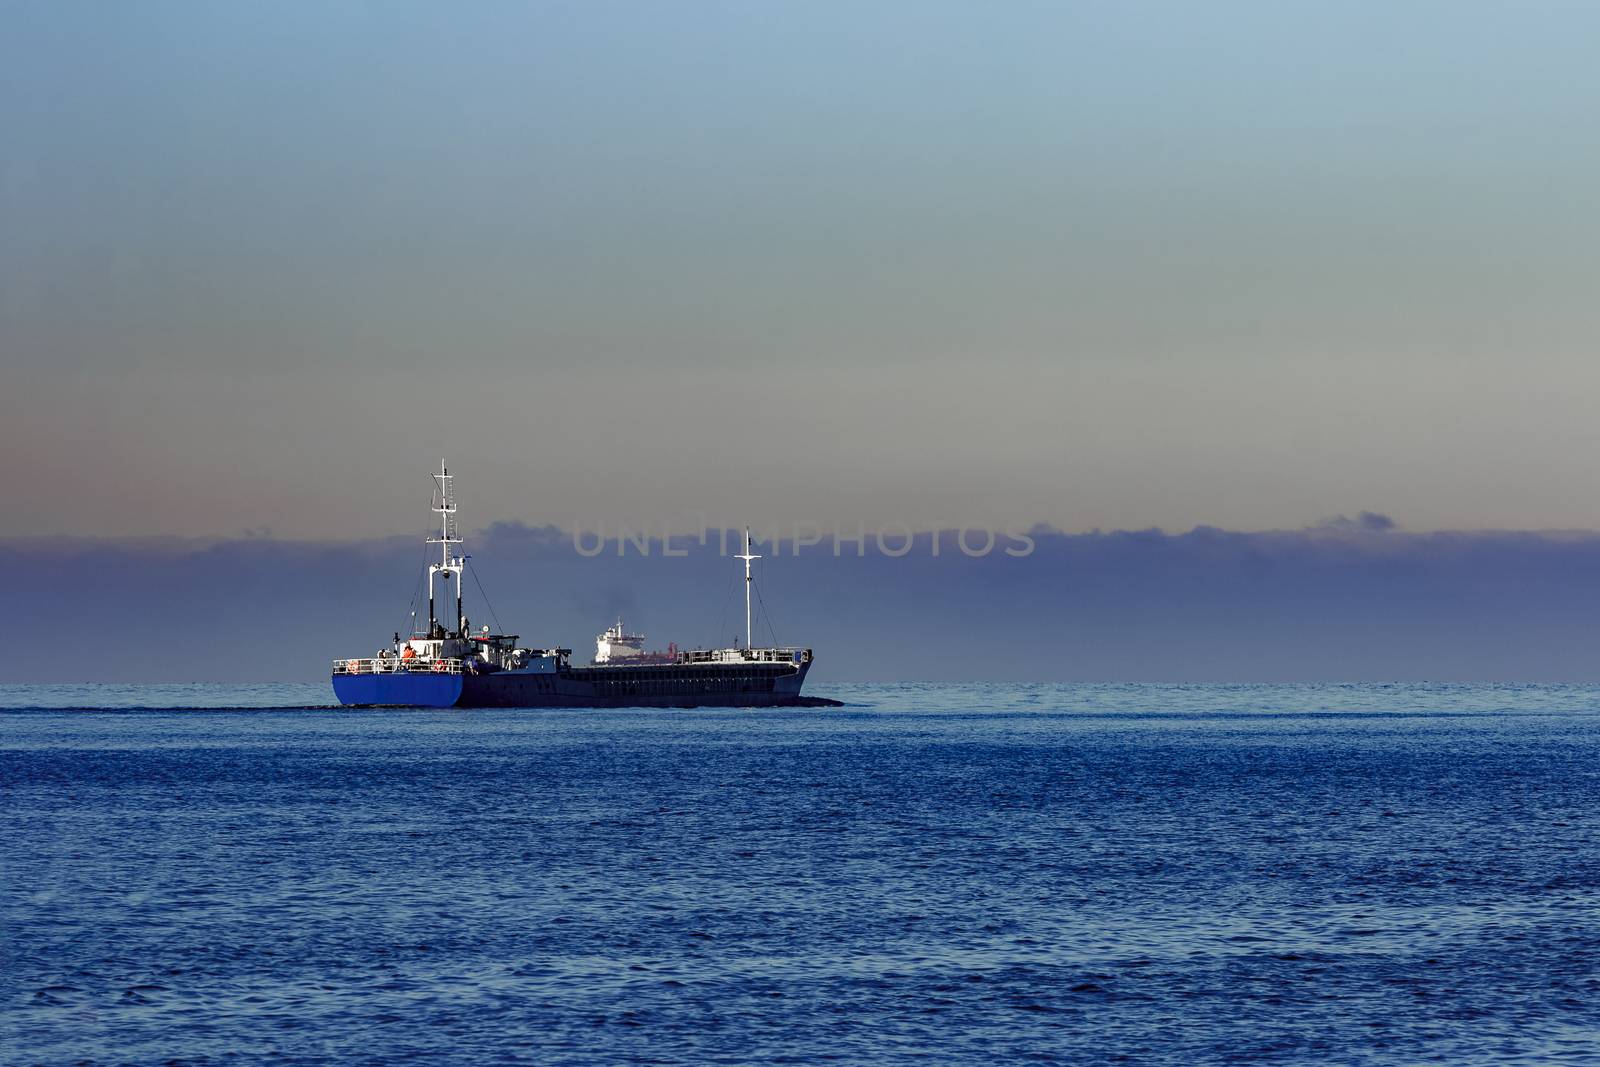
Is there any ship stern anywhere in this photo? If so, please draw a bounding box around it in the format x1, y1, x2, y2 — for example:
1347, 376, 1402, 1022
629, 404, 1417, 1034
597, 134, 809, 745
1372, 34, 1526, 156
332, 671, 464, 708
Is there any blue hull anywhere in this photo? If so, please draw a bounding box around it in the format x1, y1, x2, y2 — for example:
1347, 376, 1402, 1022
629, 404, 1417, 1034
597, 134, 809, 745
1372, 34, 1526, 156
333, 660, 816, 709
332, 672, 464, 708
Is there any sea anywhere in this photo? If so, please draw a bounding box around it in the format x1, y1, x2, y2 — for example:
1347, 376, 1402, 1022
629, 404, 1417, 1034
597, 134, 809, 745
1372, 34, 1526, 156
3, 682, 1599, 1066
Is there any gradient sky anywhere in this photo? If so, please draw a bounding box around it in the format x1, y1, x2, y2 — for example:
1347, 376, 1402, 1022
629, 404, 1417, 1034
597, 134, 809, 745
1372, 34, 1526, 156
6, 2, 1600, 538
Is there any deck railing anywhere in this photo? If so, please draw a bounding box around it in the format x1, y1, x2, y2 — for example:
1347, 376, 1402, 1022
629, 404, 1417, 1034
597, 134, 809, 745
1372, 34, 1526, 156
333, 657, 464, 675
678, 648, 809, 665
335, 648, 806, 673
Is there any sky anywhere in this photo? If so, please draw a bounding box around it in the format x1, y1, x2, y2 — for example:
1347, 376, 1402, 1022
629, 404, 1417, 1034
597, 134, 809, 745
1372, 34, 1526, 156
6, 1, 1600, 539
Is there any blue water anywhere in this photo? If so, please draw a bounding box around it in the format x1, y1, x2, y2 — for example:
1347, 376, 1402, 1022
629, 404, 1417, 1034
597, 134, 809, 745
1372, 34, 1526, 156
4, 683, 1600, 1065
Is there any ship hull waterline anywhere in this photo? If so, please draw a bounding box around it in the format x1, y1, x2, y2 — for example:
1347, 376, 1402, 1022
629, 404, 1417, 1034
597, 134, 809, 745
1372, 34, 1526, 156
332, 660, 833, 709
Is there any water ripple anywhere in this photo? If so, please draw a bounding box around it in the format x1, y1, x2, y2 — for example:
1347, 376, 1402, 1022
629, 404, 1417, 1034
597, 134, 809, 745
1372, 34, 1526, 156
3, 683, 1600, 1064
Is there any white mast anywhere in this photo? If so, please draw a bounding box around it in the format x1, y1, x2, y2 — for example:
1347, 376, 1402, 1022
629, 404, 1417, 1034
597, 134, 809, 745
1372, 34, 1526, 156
735, 526, 760, 651
426, 460, 465, 638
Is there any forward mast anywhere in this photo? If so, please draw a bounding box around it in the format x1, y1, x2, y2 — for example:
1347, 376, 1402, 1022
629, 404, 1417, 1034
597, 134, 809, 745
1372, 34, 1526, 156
736, 526, 760, 650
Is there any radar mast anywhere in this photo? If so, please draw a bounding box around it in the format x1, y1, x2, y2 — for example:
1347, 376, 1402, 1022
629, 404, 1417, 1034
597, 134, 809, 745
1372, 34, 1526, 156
426, 460, 466, 637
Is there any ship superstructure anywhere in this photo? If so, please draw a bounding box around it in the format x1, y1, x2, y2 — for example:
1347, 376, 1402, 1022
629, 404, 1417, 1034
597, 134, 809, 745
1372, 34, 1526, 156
332, 463, 819, 708
593, 618, 677, 665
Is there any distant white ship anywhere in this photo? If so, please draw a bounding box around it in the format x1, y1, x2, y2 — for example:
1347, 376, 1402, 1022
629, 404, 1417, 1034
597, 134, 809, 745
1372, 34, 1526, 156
592, 618, 678, 666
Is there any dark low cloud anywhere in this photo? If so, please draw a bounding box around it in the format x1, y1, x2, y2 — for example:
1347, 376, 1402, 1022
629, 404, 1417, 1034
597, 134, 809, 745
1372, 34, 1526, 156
1307, 511, 1398, 534
11, 523, 1600, 684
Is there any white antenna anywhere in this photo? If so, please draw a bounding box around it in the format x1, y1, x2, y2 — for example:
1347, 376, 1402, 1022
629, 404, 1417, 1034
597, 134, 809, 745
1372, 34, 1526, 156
735, 526, 760, 651
425, 460, 466, 637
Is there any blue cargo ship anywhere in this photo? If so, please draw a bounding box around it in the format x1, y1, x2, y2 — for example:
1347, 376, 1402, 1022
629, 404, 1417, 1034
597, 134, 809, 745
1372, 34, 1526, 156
332, 463, 824, 708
